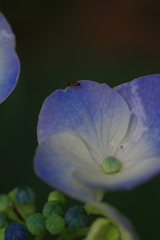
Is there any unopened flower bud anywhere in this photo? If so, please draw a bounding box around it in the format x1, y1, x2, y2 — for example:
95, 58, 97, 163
43, 200, 63, 218
48, 191, 66, 207
5, 223, 27, 240
15, 187, 35, 205
45, 215, 65, 235
65, 205, 87, 229
26, 213, 46, 236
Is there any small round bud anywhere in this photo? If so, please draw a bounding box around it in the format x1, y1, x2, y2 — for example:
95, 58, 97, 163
15, 187, 36, 205
26, 213, 46, 236
46, 215, 65, 235
0, 213, 6, 228
5, 223, 27, 240
106, 225, 120, 240
0, 195, 10, 212
102, 156, 120, 174
65, 205, 88, 229
48, 191, 66, 207
42, 201, 63, 218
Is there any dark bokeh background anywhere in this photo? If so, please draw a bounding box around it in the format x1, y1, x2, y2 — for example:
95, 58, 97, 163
1, 1, 160, 239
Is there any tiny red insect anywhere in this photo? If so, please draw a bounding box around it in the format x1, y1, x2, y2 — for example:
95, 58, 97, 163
67, 81, 80, 88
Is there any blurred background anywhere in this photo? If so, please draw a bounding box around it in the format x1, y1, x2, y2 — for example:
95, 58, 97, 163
1, 0, 160, 239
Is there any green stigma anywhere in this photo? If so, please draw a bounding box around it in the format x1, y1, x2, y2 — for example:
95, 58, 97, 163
102, 156, 120, 174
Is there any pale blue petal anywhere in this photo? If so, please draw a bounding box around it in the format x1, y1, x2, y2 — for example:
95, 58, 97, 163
72, 75, 160, 190
0, 12, 15, 49
34, 132, 104, 202
0, 43, 20, 103
112, 74, 160, 187
85, 202, 140, 240
37, 80, 130, 164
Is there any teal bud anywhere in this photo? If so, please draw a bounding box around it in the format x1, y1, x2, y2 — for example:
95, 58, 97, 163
26, 213, 46, 236
46, 215, 65, 235
0, 195, 10, 213
5, 223, 27, 240
65, 205, 88, 229
48, 191, 66, 207
106, 225, 120, 240
0, 213, 6, 229
102, 156, 120, 174
42, 200, 63, 218
15, 187, 36, 205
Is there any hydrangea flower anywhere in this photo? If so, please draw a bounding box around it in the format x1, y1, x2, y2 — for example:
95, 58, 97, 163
0, 12, 20, 103
84, 202, 139, 240
34, 74, 160, 202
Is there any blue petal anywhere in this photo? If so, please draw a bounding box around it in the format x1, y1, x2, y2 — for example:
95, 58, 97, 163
0, 12, 15, 49
38, 81, 130, 162
0, 43, 20, 103
113, 74, 160, 186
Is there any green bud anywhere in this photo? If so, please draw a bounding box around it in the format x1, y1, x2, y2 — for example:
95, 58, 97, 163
26, 213, 46, 236
65, 205, 88, 229
106, 225, 120, 240
0, 195, 10, 213
0, 213, 6, 229
48, 191, 66, 207
102, 156, 120, 173
43, 200, 63, 218
46, 215, 65, 235
15, 187, 36, 205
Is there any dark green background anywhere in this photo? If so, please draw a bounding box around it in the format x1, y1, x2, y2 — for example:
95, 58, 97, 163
1, 1, 160, 239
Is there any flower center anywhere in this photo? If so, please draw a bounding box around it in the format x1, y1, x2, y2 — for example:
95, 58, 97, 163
102, 156, 120, 174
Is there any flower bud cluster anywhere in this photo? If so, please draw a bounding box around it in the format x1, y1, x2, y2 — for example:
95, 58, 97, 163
26, 190, 89, 239
0, 186, 35, 240
0, 188, 90, 240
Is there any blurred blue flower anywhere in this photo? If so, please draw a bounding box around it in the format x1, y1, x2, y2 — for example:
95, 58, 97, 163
34, 75, 160, 202
0, 12, 20, 103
